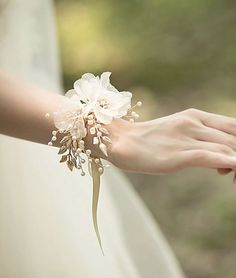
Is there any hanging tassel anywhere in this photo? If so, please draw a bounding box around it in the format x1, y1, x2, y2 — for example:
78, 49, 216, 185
90, 159, 104, 255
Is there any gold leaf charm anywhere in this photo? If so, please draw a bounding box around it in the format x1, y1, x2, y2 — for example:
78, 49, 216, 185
99, 127, 109, 135
58, 145, 68, 154
66, 160, 74, 171
60, 155, 67, 163
99, 143, 108, 156
60, 136, 70, 144
65, 139, 72, 147
102, 136, 112, 144
71, 158, 77, 167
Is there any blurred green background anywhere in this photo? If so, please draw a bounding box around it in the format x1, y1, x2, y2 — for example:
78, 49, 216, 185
54, 1, 236, 277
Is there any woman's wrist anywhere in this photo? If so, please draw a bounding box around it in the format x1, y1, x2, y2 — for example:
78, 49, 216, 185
0, 71, 65, 145
104, 118, 143, 169
82, 118, 131, 161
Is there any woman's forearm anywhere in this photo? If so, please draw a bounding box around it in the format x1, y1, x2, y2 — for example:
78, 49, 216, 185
0, 71, 64, 144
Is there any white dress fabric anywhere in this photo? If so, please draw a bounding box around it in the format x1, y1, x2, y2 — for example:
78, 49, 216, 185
0, 1, 185, 277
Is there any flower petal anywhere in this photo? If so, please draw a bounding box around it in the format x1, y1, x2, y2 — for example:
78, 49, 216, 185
82, 73, 96, 81
70, 116, 87, 138
94, 107, 113, 124
102, 90, 132, 117
65, 89, 77, 98
76, 79, 96, 100
100, 72, 111, 88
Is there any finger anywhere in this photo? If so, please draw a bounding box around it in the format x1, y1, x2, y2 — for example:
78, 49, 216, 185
181, 150, 236, 170
217, 168, 232, 175
201, 112, 236, 137
188, 141, 235, 156
193, 127, 236, 151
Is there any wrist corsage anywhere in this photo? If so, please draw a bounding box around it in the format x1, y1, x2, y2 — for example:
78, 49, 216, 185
45, 72, 142, 253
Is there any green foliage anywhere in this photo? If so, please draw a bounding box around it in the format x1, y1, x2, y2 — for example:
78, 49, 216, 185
56, 0, 236, 99
55, 1, 236, 277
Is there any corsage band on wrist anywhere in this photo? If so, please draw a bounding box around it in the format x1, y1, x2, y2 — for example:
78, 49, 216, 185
45, 72, 142, 253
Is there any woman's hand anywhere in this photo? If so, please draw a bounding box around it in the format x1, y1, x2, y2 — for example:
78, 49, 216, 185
106, 108, 236, 174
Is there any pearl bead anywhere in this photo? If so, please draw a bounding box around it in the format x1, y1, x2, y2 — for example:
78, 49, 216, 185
137, 101, 142, 107
134, 113, 139, 119
93, 137, 99, 144
52, 136, 57, 141
131, 111, 136, 117
52, 130, 57, 135
81, 172, 85, 176
76, 148, 82, 154
88, 114, 93, 120
48, 141, 53, 146
96, 124, 101, 128
98, 167, 103, 174
81, 159, 85, 164
129, 118, 134, 123
90, 127, 95, 135
72, 136, 76, 141
88, 120, 93, 125
95, 158, 100, 164
45, 113, 50, 118
86, 149, 91, 155
80, 140, 84, 145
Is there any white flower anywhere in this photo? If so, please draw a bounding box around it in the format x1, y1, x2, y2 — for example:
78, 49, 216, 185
53, 97, 87, 138
65, 72, 132, 124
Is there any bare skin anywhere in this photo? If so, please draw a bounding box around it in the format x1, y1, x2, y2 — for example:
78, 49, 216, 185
106, 113, 236, 175
1, 71, 236, 177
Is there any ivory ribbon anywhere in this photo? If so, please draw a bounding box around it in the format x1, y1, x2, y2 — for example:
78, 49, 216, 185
90, 159, 104, 255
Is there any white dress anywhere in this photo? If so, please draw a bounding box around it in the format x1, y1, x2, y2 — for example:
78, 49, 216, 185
0, 1, 185, 277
